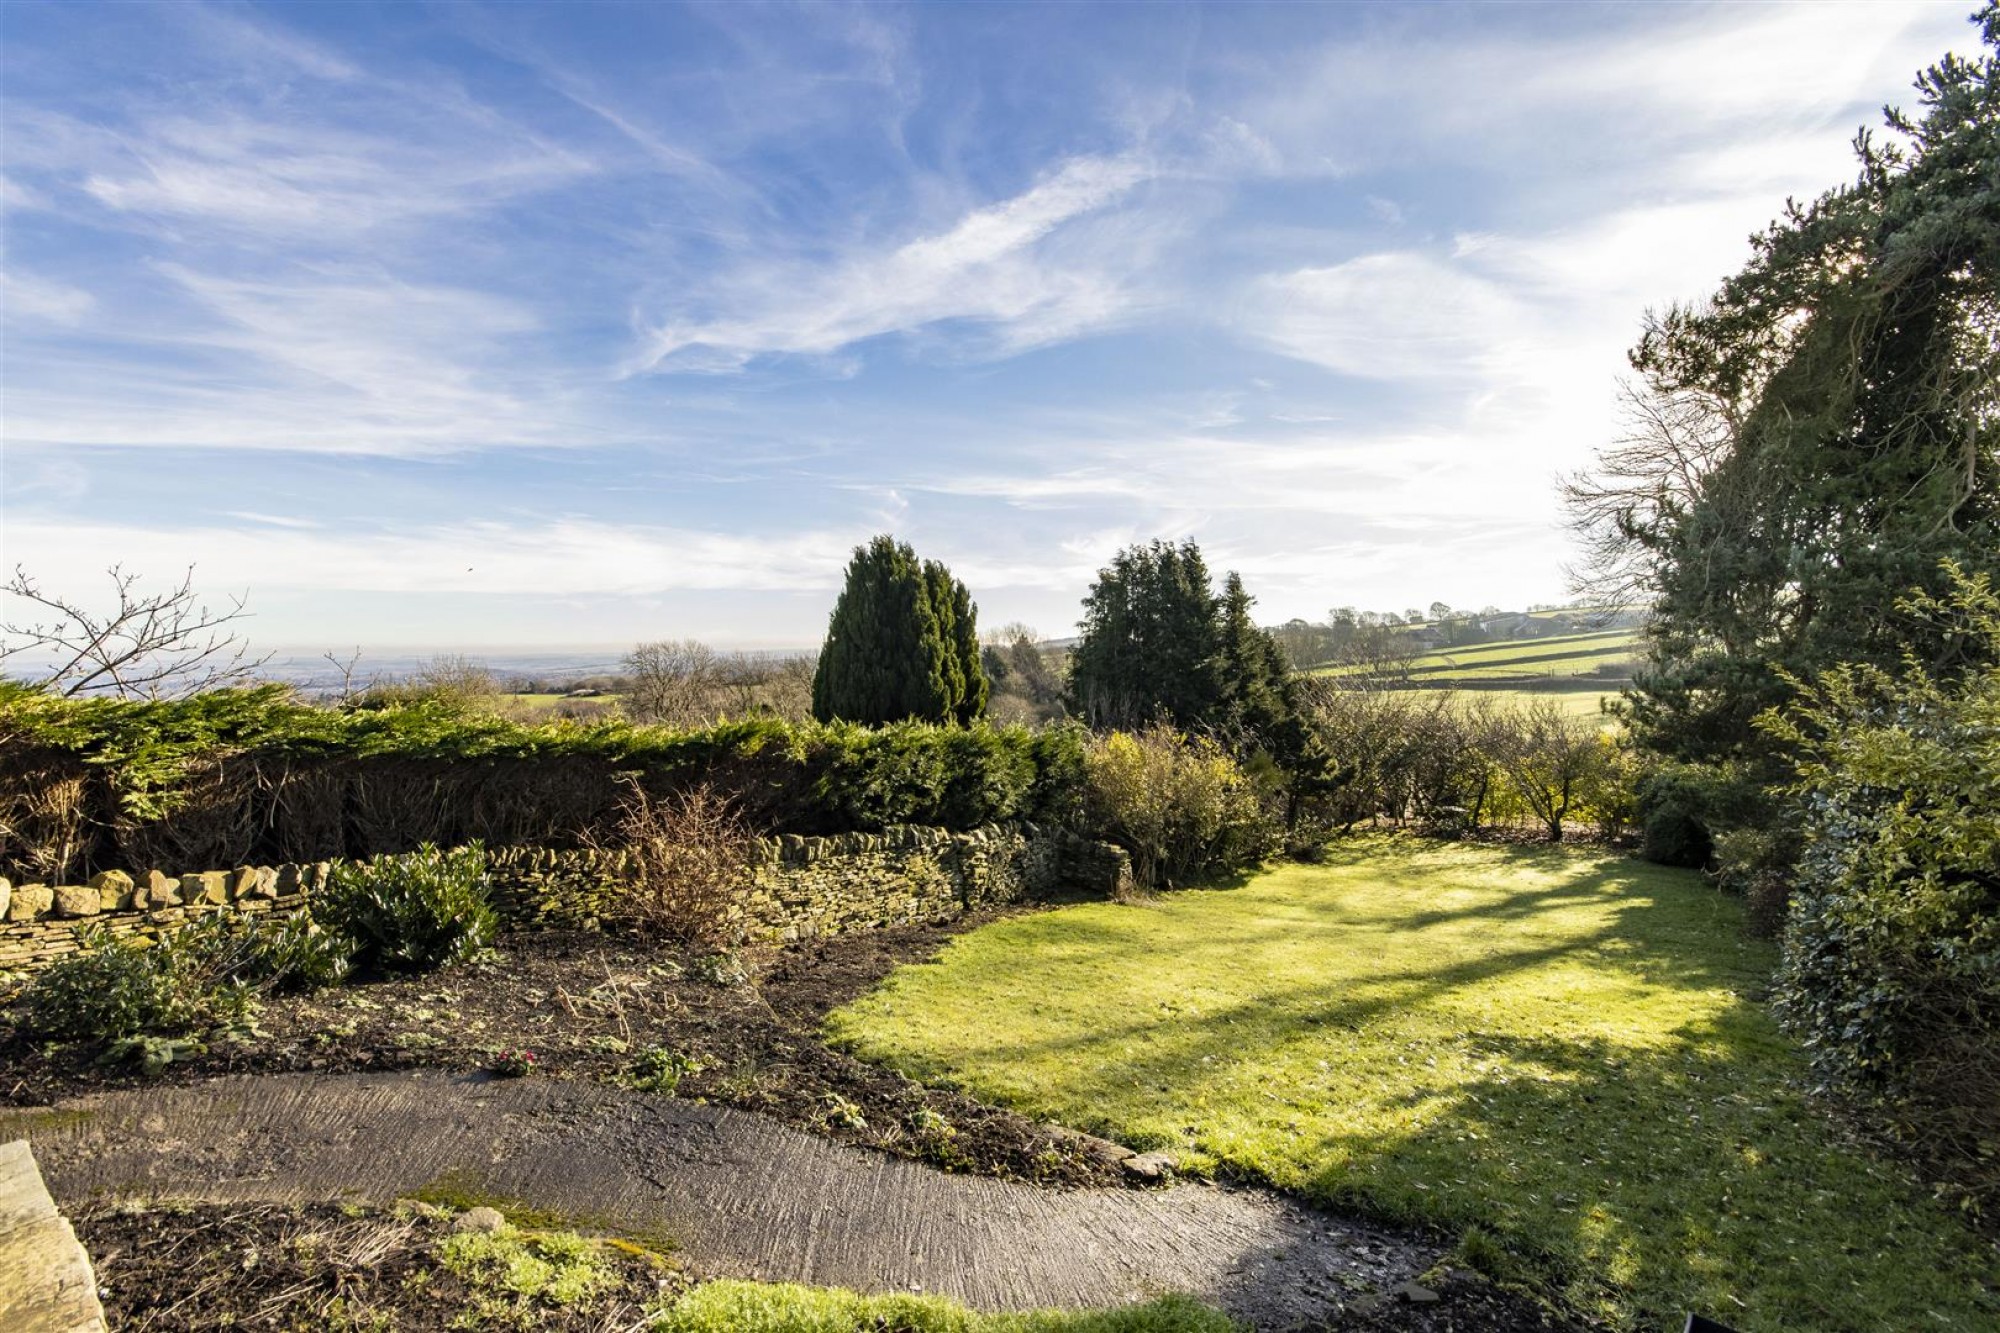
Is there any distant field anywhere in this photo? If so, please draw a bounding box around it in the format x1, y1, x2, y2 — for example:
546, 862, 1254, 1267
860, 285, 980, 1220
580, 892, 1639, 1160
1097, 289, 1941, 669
1416, 686, 1612, 718
1312, 627, 1639, 687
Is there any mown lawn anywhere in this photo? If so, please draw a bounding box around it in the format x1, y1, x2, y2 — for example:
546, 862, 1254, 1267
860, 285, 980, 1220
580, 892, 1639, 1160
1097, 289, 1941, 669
829, 838, 1999, 1332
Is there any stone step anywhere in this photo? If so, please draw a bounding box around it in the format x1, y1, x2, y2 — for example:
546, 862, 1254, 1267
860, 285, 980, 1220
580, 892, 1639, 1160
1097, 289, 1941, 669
0, 1139, 106, 1333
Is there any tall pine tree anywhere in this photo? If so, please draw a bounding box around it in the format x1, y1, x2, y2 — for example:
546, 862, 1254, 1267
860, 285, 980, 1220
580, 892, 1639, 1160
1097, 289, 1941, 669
812, 536, 987, 725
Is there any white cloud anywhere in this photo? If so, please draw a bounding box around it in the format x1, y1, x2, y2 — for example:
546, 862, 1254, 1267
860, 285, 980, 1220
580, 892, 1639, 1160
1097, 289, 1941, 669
1, 516, 862, 598
1245, 253, 1524, 382
1, 271, 95, 325
2, 267, 579, 455
78, 113, 588, 235
631, 154, 1156, 372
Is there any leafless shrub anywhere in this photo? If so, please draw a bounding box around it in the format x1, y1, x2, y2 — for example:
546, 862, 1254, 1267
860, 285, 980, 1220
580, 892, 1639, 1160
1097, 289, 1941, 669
1489, 699, 1607, 841
594, 779, 755, 948
0, 757, 90, 883
1, 564, 266, 698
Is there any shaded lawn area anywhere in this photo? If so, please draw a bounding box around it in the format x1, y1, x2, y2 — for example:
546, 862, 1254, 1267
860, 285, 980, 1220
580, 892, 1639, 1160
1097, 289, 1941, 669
829, 837, 1999, 1332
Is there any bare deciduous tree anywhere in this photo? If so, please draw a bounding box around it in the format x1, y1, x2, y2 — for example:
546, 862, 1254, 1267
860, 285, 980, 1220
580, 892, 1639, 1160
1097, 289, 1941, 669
1491, 699, 1605, 842
624, 638, 723, 726
1, 564, 266, 698
1562, 380, 1735, 612
413, 653, 497, 701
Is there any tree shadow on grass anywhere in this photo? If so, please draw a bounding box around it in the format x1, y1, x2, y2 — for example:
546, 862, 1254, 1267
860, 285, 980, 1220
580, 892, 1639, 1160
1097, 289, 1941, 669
841, 848, 1997, 1332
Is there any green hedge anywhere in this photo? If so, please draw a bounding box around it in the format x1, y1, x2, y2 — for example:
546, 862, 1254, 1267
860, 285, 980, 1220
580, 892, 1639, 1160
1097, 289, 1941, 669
0, 683, 1087, 881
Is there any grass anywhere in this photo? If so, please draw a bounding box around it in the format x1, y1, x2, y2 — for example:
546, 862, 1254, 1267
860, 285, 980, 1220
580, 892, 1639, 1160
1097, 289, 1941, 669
829, 838, 1999, 1332
1309, 627, 1639, 684
652, 1283, 1239, 1332
1411, 686, 1612, 719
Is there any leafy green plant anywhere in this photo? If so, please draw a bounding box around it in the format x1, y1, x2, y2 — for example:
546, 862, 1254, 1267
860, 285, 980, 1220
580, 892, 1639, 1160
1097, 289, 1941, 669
688, 951, 746, 986
1761, 563, 2000, 1214
16, 927, 202, 1042
100, 1033, 207, 1076
1080, 727, 1272, 890
619, 1045, 704, 1095
7, 911, 327, 1048
319, 843, 496, 973
246, 911, 355, 990
818, 1092, 867, 1130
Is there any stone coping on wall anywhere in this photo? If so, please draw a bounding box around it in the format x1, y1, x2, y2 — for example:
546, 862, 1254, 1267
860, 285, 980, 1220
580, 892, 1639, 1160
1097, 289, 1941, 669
0, 1138, 106, 1332
0, 824, 1132, 973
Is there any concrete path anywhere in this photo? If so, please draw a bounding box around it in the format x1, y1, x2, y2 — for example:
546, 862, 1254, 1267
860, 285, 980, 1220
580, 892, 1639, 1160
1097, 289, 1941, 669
6, 1071, 1436, 1328
0, 1139, 106, 1333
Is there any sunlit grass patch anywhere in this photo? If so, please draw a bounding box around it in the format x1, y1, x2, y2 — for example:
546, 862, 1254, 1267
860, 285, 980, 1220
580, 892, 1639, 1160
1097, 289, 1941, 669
830, 837, 1998, 1332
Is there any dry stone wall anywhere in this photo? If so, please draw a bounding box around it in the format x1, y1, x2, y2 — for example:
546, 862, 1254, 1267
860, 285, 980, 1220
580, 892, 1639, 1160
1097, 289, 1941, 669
0, 825, 1131, 974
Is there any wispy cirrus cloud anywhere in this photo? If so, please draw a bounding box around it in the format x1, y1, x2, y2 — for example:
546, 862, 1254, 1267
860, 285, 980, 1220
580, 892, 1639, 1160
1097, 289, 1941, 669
628, 154, 1159, 372
3, 0, 1982, 649
2, 514, 861, 597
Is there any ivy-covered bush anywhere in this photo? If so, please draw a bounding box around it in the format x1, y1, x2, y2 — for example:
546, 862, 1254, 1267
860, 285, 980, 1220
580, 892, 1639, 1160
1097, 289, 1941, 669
1761, 565, 2000, 1213
1080, 727, 1274, 890
319, 843, 496, 973
0, 686, 1091, 881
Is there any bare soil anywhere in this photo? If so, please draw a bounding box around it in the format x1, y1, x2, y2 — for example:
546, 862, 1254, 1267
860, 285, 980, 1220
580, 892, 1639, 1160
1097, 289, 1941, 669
3, 912, 1122, 1187
6, 913, 1600, 1330
75, 1199, 678, 1332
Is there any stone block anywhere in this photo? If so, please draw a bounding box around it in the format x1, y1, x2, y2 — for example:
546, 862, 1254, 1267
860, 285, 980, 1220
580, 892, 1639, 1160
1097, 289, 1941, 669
142, 870, 181, 908
90, 870, 135, 911
7, 884, 53, 923
275, 864, 303, 895
0, 879, 9, 920
52, 884, 100, 918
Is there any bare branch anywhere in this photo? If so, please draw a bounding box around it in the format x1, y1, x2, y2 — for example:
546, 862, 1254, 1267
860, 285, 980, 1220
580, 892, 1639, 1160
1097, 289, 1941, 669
1, 564, 268, 698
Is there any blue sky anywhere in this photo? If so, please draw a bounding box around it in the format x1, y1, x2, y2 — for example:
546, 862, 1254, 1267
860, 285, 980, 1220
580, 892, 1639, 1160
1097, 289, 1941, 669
0, 1, 1981, 652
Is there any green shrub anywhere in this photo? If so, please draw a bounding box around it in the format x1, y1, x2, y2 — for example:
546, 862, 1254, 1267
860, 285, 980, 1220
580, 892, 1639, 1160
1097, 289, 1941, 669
1080, 727, 1273, 890
250, 911, 355, 989
1711, 825, 1801, 938
320, 843, 496, 972
1762, 564, 2000, 1213
12, 905, 363, 1049
16, 927, 203, 1043
1633, 762, 1721, 866
0, 685, 1091, 882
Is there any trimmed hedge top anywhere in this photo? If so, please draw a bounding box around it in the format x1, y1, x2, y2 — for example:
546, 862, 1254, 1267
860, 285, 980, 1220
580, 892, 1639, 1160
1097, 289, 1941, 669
0, 683, 1085, 882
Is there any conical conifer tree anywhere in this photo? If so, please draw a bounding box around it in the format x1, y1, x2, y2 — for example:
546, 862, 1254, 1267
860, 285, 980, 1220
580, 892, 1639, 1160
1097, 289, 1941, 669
812, 537, 986, 724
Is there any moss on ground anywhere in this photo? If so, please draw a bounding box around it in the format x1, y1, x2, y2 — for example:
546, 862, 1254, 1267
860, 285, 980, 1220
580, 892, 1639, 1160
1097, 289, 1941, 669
652, 1282, 1240, 1332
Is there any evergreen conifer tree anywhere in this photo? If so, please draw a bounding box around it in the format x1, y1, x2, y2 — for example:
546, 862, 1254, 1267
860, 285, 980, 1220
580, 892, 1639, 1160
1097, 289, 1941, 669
811, 537, 987, 725
949, 577, 988, 723
923, 560, 967, 719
